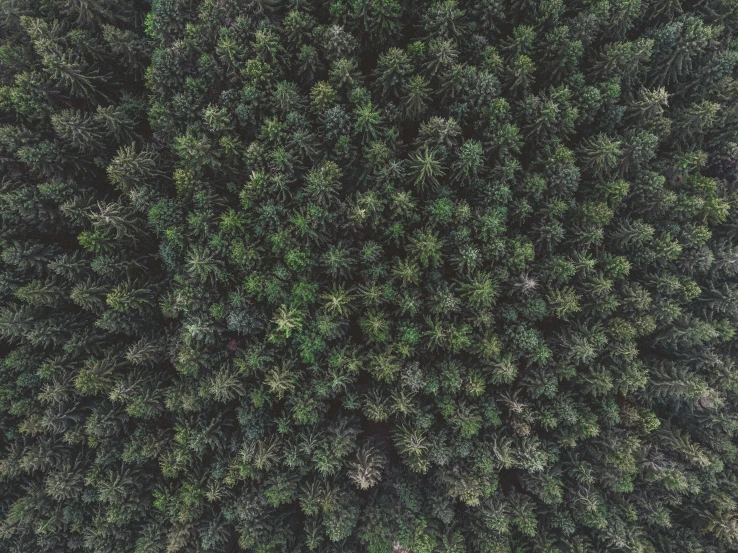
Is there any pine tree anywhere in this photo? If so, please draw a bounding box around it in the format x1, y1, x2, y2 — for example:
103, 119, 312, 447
3, 0, 738, 552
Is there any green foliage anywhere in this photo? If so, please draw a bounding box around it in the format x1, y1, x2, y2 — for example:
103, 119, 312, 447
2, 0, 738, 552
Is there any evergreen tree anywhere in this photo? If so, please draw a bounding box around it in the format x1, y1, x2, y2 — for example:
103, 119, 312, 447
2, 0, 738, 552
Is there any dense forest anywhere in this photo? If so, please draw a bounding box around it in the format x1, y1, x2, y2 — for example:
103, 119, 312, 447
2, 0, 738, 552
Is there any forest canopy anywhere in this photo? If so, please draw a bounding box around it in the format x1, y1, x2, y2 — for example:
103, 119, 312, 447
2, 0, 738, 552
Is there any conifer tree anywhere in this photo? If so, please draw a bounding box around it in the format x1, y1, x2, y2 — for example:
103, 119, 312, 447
2, 0, 738, 552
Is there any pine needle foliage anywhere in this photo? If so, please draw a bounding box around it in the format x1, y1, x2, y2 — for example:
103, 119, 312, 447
2, 0, 738, 552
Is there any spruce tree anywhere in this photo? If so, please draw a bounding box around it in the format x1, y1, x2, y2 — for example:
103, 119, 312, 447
2, 1, 738, 553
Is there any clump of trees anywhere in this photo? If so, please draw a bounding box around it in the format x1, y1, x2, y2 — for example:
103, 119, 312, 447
2, 0, 738, 552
